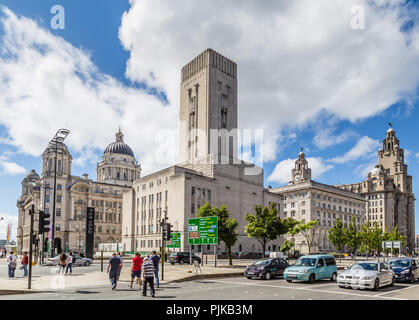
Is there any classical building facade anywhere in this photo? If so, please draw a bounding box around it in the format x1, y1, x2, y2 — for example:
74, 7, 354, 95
122, 49, 284, 254
16, 130, 141, 254
270, 151, 366, 253
337, 126, 415, 251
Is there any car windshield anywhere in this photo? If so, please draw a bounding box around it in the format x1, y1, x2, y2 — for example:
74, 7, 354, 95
294, 258, 316, 267
389, 260, 411, 268
253, 259, 271, 266
170, 253, 177, 257
350, 263, 378, 271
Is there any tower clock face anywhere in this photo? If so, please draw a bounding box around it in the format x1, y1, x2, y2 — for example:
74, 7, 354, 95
295, 174, 301, 182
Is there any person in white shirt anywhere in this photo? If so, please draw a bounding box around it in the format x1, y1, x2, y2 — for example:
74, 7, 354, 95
7, 251, 17, 277
65, 251, 73, 275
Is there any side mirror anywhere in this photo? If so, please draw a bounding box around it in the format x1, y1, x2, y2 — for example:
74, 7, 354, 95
317, 264, 322, 268
344, 267, 348, 270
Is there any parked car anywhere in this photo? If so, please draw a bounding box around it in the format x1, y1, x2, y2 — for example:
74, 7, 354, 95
337, 261, 394, 291
283, 255, 337, 283
389, 258, 419, 283
45, 255, 93, 266
244, 258, 288, 280
169, 252, 201, 265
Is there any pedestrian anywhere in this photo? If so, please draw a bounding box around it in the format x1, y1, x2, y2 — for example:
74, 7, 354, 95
150, 250, 161, 288
117, 252, 123, 281
130, 252, 143, 289
58, 252, 67, 275
21, 251, 29, 277
107, 252, 122, 290
65, 251, 73, 275
6, 251, 17, 278
141, 256, 155, 297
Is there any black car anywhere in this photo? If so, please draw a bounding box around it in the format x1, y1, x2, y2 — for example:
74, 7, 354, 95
169, 252, 201, 265
244, 258, 289, 280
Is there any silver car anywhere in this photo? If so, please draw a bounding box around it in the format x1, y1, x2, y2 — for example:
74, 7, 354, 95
45, 255, 93, 266
337, 261, 395, 291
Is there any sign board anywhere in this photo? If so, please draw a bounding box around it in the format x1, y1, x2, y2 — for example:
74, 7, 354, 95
382, 241, 402, 249
167, 232, 181, 248
85, 207, 95, 259
188, 216, 218, 245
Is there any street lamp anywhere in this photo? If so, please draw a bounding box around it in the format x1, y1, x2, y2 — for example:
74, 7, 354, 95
50, 128, 70, 257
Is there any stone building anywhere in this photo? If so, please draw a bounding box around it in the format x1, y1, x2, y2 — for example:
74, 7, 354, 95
270, 151, 366, 253
337, 126, 415, 252
122, 49, 284, 254
16, 129, 141, 255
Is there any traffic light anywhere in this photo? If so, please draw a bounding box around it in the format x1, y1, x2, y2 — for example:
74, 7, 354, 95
165, 223, 173, 241
38, 210, 51, 234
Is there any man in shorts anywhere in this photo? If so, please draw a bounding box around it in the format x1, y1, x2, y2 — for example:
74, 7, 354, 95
130, 252, 143, 289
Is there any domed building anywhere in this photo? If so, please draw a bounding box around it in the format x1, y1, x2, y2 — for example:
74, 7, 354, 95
97, 129, 141, 187
16, 129, 141, 256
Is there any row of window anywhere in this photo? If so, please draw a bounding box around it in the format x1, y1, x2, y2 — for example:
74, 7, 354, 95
138, 239, 162, 248
139, 177, 169, 192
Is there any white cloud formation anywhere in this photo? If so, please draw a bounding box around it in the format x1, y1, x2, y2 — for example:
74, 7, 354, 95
119, 0, 419, 137
329, 136, 380, 164
268, 157, 333, 184
313, 125, 358, 150
0, 7, 178, 175
354, 161, 377, 179
0, 152, 25, 175
0, 213, 18, 240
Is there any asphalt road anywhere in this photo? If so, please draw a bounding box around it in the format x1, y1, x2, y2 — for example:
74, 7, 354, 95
2, 276, 419, 300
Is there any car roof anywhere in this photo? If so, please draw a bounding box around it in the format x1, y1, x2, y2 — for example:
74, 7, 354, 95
389, 257, 413, 261
300, 255, 335, 259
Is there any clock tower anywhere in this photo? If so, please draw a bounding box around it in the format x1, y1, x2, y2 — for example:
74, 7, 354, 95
290, 149, 311, 184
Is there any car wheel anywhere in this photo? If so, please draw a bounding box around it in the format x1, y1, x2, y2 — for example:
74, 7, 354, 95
170, 263, 175, 265
247, 277, 252, 279
330, 273, 337, 282
286, 280, 292, 283
338, 285, 345, 289
179, 260, 184, 265
308, 274, 315, 284
84, 261, 90, 266
373, 278, 380, 291
390, 277, 395, 287
265, 272, 271, 280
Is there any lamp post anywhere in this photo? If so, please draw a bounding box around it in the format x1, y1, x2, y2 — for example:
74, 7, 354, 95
50, 129, 70, 258
40, 181, 52, 265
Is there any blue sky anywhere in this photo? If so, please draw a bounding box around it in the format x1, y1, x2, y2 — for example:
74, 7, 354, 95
0, 0, 418, 239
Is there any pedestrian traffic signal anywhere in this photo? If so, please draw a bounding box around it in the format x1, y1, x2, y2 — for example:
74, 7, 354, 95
38, 210, 50, 234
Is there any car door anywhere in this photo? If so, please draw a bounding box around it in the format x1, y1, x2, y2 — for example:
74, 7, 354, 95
316, 258, 326, 279
271, 259, 280, 276
279, 259, 288, 276
411, 260, 418, 280
379, 263, 391, 284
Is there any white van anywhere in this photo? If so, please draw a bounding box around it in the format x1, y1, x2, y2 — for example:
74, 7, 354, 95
269, 252, 288, 260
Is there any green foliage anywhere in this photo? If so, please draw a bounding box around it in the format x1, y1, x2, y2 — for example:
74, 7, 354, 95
359, 222, 374, 258
244, 202, 296, 256
289, 220, 319, 254
280, 240, 294, 254
345, 217, 361, 256
328, 218, 346, 260
197, 203, 238, 265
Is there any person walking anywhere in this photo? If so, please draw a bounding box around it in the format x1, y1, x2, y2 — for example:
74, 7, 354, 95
141, 257, 155, 297
21, 252, 29, 277
107, 252, 122, 290
117, 252, 123, 281
6, 251, 17, 278
130, 252, 143, 289
150, 250, 161, 288
65, 251, 73, 275
58, 252, 67, 275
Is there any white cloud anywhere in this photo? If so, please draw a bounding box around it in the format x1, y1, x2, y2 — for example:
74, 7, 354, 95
0, 7, 178, 175
0, 213, 18, 240
313, 125, 358, 150
268, 157, 333, 184
329, 136, 380, 164
0, 152, 25, 175
119, 0, 419, 137
354, 161, 377, 179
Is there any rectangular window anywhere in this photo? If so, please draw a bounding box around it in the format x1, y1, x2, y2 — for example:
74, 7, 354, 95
192, 187, 195, 196
57, 195, 62, 203
57, 184, 62, 190
98, 226, 102, 233
45, 194, 50, 203
56, 208, 61, 217
56, 224, 61, 231
208, 190, 211, 200
198, 188, 201, 197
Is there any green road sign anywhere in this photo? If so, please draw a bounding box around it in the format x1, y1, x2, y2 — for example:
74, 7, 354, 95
167, 232, 181, 248
188, 216, 218, 245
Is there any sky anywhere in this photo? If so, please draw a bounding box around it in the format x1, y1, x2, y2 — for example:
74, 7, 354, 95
0, 0, 418, 240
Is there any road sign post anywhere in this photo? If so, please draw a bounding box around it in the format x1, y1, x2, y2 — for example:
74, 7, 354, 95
188, 216, 218, 268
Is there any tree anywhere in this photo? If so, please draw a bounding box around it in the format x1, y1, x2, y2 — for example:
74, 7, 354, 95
370, 222, 384, 260
345, 217, 361, 260
359, 222, 374, 260
197, 203, 238, 266
290, 220, 319, 254
383, 225, 406, 256
328, 218, 346, 262
280, 240, 294, 256
244, 203, 295, 258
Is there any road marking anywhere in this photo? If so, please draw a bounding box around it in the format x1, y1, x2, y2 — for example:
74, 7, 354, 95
206, 279, 407, 300
374, 284, 417, 297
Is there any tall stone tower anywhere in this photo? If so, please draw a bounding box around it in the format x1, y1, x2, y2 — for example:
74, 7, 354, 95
290, 150, 312, 184
178, 49, 238, 163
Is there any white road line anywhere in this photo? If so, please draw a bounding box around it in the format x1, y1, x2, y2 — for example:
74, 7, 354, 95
206, 279, 407, 300
374, 284, 417, 297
